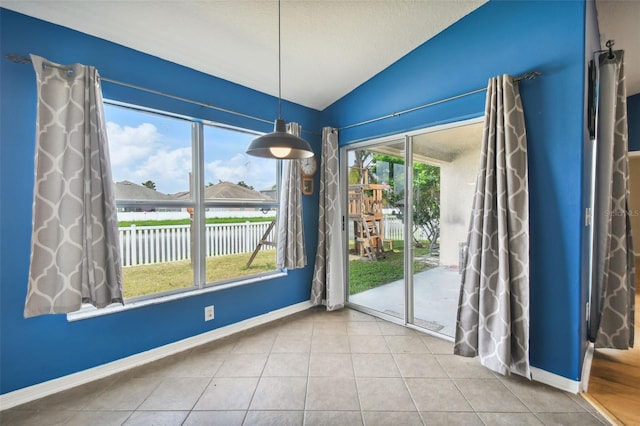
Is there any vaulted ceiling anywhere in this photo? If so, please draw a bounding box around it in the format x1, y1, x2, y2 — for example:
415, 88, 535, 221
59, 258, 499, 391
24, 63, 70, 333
1, 0, 487, 110
2, 0, 639, 112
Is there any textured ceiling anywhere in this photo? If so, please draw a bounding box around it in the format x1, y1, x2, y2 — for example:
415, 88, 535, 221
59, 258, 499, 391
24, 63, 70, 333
1, 0, 487, 110
372, 121, 483, 164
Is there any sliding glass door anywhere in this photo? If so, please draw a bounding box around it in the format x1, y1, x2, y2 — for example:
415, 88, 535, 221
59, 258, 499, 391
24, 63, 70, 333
346, 140, 406, 322
344, 119, 482, 338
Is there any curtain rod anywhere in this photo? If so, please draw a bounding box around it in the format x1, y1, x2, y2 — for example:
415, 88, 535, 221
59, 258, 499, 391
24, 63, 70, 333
7, 54, 539, 136
4, 53, 322, 136
338, 71, 541, 131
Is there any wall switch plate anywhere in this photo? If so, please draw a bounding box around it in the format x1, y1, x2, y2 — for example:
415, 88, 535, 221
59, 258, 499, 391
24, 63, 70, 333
204, 305, 214, 321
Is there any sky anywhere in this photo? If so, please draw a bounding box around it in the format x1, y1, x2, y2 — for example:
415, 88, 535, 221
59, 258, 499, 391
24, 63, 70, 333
104, 104, 277, 194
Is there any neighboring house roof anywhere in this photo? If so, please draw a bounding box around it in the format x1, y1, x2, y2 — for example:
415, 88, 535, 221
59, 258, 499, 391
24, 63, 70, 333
114, 180, 175, 201
170, 190, 190, 199
174, 181, 274, 201
206, 182, 274, 200
259, 189, 277, 200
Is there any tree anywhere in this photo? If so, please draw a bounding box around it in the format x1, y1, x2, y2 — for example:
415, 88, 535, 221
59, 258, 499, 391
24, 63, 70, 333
349, 150, 373, 185
237, 181, 254, 190
141, 180, 156, 191
372, 154, 440, 254
412, 163, 440, 253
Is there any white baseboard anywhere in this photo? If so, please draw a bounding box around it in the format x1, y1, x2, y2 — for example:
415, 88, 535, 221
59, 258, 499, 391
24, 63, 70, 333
530, 366, 582, 394
0, 301, 313, 410
580, 342, 596, 393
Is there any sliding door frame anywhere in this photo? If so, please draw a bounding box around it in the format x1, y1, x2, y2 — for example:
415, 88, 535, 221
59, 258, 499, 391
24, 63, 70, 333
341, 117, 484, 336
404, 135, 415, 325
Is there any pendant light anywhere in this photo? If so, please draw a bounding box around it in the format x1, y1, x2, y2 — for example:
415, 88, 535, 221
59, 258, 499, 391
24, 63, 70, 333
246, 0, 314, 159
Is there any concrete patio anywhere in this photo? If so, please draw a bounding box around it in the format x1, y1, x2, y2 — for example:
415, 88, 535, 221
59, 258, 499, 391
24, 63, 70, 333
349, 266, 462, 338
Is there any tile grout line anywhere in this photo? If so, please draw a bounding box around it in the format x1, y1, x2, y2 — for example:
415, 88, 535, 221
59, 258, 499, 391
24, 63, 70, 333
301, 314, 316, 425
345, 316, 366, 426
237, 325, 273, 424
432, 343, 491, 425
389, 336, 427, 425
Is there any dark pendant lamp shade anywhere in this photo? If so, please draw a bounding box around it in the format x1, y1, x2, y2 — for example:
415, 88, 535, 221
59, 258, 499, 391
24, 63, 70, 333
247, 118, 314, 159
245, 0, 314, 160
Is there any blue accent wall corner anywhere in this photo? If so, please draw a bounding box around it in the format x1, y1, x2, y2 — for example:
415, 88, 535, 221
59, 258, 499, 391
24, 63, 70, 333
323, 0, 588, 382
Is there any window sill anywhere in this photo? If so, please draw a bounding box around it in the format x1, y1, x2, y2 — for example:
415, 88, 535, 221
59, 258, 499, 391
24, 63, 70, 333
67, 270, 287, 322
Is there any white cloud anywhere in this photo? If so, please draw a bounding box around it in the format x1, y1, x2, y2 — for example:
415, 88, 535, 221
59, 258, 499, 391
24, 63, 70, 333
106, 122, 159, 168
205, 153, 275, 190
135, 147, 192, 194
107, 121, 192, 193
106, 121, 275, 194
206, 153, 249, 183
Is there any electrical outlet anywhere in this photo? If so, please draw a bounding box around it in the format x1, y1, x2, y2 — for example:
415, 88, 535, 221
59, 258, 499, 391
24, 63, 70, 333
204, 305, 214, 321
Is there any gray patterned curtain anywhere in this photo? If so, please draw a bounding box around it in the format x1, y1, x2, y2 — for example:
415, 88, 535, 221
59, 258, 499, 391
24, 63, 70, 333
590, 50, 635, 349
24, 55, 123, 317
276, 123, 307, 269
311, 128, 345, 310
454, 74, 531, 377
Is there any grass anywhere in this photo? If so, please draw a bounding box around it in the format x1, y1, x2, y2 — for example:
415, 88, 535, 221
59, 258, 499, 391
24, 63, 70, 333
122, 238, 435, 299
122, 250, 276, 299
348, 240, 433, 295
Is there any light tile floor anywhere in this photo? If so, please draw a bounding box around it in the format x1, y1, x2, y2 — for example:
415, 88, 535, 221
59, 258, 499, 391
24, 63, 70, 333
1, 307, 608, 426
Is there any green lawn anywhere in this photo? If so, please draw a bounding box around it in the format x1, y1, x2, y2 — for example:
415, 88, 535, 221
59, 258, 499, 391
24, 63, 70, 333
348, 241, 433, 295
122, 238, 435, 299
122, 250, 276, 299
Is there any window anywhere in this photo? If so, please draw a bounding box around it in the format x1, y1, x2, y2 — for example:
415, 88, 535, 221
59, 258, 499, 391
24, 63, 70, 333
104, 102, 280, 301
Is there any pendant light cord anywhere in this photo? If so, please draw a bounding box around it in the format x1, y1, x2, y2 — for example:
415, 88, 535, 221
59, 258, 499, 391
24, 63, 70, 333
278, 0, 282, 120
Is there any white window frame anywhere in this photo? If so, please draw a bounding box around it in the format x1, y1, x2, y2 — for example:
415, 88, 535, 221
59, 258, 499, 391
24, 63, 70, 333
67, 100, 283, 320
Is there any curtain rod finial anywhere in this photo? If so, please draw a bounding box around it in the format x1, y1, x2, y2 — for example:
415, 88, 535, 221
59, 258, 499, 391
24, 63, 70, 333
5, 53, 31, 64
606, 40, 615, 59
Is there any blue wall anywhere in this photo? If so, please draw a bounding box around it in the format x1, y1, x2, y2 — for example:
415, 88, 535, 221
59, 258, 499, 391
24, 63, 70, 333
0, 8, 321, 395
629, 93, 640, 152
323, 0, 588, 381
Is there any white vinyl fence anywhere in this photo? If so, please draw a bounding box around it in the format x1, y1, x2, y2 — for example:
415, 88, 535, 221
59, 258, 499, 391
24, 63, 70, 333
118, 221, 274, 267
384, 216, 404, 240
118, 217, 422, 267
383, 216, 428, 241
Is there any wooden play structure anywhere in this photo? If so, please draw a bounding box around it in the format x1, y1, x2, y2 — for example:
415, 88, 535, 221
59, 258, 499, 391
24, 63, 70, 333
246, 219, 276, 267
348, 169, 391, 260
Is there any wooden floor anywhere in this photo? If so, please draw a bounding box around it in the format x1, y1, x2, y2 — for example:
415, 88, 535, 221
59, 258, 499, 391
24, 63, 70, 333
584, 257, 640, 426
